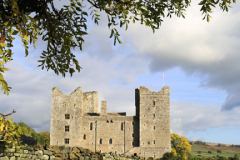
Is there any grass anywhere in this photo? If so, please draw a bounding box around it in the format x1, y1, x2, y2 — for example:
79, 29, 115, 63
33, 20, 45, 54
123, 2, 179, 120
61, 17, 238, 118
190, 144, 240, 158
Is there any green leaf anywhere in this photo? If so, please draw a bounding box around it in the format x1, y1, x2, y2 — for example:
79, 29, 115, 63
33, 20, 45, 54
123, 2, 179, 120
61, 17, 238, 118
0, 43, 7, 47
108, 23, 112, 29
25, 49, 28, 57
9, 29, 14, 36
110, 29, 114, 38
117, 37, 122, 44
76, 7, 81, 11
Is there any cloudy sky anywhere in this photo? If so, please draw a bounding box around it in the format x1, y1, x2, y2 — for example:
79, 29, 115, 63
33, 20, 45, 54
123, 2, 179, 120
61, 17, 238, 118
1, 0, 240, 145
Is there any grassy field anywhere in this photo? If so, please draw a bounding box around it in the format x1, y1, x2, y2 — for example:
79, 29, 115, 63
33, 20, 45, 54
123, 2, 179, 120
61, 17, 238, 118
190, 144, 240, 158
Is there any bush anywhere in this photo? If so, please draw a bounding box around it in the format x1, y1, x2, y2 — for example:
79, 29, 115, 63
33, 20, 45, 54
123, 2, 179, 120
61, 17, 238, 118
197, 151, 201, 154
161, 152, 175, 160
217, 156, 227, 160
234, 154, 240, 158
217, 150, 222, 153
208, 151, 212, 154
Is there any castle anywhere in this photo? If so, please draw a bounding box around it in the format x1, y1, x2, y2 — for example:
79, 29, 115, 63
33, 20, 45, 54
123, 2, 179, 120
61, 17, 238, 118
50, 86, 171, 158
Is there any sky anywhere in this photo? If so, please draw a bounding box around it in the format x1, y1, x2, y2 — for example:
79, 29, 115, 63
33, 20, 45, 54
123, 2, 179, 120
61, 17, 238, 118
1, 0, 240, 145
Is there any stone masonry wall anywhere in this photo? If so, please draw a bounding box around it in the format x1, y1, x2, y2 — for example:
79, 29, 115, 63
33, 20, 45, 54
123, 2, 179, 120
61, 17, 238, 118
0, 143, 149, 160
50, 86, 171, 159
136, 86, 171, 158
50, 87, 83, 147
83, 92, 99, 113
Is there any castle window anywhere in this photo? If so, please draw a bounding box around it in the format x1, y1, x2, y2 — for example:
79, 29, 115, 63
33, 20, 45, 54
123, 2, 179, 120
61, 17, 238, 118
109, 139, 112, 144
154, 155, 156, 158
153, 140, 155, 144
154, 126, 155, 130
65, 126, 69, 132
107, 120, 109, 123
153, 101, 155, 105
111, 120, 113, 123
115, 151, 117, 154
64, 138, 69, 144
132, 142, 135, 145
148, 141, 150, 145
65, 102, 68, 107
83, 134, 86, 140
153, 114, 155, 118
121, 123, 123, 130
74, 104, 75, 106
65, 114, 70, 119
132, 121, 134, 125
144, 124, 145, 126
132, 134, 134, 137
90, 122, 93, 130
100, 138, 102, 144
144, 115, 145, 117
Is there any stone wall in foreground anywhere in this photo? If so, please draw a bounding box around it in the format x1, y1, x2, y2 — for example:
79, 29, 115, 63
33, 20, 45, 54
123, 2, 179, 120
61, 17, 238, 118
0, 143, 157, 160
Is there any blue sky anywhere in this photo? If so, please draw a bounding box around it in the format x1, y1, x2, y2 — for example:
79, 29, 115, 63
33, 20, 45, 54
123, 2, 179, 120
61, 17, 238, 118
1, 0, 240, 145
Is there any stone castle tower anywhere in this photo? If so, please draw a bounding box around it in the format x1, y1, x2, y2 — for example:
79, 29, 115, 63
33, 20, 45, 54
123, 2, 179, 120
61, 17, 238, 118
50, 86, 171, 158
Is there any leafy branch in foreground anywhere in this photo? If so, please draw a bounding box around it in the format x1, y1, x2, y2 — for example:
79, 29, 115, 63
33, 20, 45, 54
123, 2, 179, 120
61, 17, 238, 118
0, 0, 236, 95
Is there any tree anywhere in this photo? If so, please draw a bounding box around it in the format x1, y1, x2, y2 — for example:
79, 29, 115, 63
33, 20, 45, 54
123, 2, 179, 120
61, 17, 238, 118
0, 0, 237, 96
161, 152, 175, 160
38, 131, 50, 145
0, 109, 23, 151
171, 133, 192, 160
234, 154, 239, 159
217, 150, 222, 153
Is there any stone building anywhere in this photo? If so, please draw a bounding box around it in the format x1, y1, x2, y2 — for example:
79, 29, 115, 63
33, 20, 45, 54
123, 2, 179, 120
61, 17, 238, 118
0, 134, 37, 147
50, 86, 171, 158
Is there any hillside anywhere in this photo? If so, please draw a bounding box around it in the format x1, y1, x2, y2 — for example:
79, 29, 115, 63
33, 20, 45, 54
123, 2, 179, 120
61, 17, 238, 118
190, 143, 240, 158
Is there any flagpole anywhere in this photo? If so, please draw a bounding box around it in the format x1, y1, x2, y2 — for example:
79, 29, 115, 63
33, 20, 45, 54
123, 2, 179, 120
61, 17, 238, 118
162, 72, 164, 88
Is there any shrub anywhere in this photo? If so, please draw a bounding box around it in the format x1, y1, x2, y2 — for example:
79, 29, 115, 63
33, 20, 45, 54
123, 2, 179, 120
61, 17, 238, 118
217, 150, 221, 153
197, 151, 201, 154
161, 152, 175, 160
208, 151, 212, 154
234, 154, 239, 158
217, 156, 227, 160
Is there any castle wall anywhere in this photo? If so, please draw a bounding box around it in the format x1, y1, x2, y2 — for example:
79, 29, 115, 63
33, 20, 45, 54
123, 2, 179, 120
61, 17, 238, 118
50, 86, 171, 159
50, 87, 83, 147
135, 86, 171, 158
81, 115, 135, 154
83, 91, 98, 113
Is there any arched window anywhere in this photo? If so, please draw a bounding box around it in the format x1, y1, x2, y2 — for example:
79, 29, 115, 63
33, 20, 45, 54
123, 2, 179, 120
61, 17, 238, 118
109, 138, 112, 144
90, 122, 93, 130
100, 138, 102, 144
153, 101, 155, 105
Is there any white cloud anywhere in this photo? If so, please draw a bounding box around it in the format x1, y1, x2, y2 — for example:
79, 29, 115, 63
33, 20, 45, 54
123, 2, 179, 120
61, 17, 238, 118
170, 100, 240, 137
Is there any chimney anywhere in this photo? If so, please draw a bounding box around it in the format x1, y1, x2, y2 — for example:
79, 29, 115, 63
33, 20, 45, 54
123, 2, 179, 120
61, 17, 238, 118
101, 101, 107, 115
